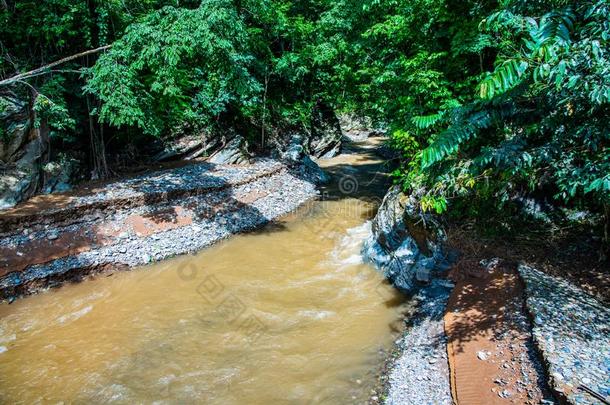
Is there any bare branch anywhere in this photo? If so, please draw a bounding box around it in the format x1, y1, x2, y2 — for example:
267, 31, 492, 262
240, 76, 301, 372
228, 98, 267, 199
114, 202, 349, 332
0, 45, 111, 87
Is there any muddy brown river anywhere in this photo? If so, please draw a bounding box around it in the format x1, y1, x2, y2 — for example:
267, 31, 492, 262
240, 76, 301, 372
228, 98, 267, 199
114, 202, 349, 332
0, 140, 409, 404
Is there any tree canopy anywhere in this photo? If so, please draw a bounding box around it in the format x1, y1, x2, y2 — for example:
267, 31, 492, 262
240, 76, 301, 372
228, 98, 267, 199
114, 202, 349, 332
1, 0, 608, 251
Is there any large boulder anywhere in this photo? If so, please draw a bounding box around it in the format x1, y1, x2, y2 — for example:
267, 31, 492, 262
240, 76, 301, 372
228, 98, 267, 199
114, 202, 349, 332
42, 156, 80, 194
152, 133, 223, 162
280, 134, 330, 185
339, 113, 384, 142
362, 186, 450, 294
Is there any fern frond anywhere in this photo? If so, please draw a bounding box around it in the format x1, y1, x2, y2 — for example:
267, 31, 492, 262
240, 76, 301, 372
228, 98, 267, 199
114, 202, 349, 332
479, 59, 528, 99
421, 110, 492, 168
411, 113, 443, 129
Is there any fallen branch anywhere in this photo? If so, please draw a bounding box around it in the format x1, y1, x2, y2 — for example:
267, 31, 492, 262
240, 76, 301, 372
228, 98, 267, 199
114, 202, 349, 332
0, 45, 112, 87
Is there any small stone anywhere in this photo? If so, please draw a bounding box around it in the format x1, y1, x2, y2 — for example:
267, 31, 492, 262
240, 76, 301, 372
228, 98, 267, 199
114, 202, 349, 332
47, 232, 59, 240
477, 351, 488, 361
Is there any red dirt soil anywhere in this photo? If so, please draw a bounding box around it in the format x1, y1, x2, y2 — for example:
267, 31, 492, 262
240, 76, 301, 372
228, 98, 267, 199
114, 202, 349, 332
445, 261, 551, 404
0, 186, 272, 278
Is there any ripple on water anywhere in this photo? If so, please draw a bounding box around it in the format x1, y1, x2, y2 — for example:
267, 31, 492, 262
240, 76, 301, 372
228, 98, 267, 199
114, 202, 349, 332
325, 222, 371, 267
57, 305, 93, 324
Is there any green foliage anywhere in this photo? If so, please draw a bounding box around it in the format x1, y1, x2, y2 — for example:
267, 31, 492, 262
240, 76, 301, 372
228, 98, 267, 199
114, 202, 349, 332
394, 0, 610, 227
1, 0, 608, 249
86, 1, 261, 136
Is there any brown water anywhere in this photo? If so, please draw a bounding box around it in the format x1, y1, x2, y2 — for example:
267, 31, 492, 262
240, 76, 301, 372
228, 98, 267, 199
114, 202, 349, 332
0, 140, 409, 404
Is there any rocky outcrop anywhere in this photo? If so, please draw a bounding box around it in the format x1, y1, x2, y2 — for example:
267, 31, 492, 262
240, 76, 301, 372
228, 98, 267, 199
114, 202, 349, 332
518, 264, 610, 404
280, 134, 330, 185
153, 133, 249, 164
42, 156, 80, 194
362, 186, 449, 294
208, 135, 251, 165
0, 91, 49, 209
152, 134, 219, 162
309, 101, 342, 158
339, 113, 384, 142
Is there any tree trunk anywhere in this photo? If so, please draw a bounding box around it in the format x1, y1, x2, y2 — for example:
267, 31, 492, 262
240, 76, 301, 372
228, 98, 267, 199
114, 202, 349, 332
0, 46, 111, 87
87, 95, 109, 180
28, 89, 50, 191
261, 71, 269, 149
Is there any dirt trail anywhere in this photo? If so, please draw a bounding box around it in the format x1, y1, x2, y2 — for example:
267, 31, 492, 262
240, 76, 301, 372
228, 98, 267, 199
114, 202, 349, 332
445, 261, 553, 404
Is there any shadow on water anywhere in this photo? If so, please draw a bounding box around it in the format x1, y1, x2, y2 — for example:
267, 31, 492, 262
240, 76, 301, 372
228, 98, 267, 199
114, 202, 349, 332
242, 138, 394, 238
317, 141, 394, 203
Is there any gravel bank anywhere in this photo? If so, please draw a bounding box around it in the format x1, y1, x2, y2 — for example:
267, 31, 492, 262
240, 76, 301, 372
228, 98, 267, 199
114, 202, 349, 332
0, 159, 285, 233
519, 264, 610, 404
383, 279, 454, 405
0, 159, 321, 299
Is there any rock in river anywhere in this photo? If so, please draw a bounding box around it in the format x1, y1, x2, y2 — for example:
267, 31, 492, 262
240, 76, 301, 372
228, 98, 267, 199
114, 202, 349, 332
362, 185, 450, 294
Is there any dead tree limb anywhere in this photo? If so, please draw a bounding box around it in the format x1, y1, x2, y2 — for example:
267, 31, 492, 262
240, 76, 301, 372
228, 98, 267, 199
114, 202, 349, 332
0, 45, 112, 87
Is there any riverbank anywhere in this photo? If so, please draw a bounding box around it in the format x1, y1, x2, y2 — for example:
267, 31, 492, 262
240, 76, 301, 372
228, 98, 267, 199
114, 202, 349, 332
0, 158, 323, 300
2, 131, 608, 404
363, 183, 609, 405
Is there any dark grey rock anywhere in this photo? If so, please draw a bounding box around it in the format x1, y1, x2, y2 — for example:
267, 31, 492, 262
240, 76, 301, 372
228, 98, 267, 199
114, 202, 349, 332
519, 264, 610, 405
0, 91, 47, 209
362, 185, 448, 294
42, 157, 79, 194
208, 135, 251, 165
309, 102, 342, 159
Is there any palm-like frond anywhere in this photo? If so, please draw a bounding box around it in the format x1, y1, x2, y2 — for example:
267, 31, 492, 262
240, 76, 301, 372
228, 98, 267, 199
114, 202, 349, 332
479, 59, 529, 99
421, 110, 493, 168
411, 113, 443, 129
